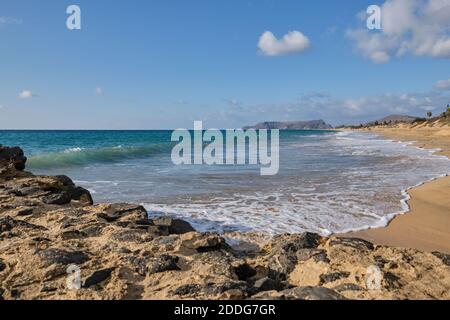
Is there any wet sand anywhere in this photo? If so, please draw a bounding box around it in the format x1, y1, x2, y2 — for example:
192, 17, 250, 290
343, 123, 450, 254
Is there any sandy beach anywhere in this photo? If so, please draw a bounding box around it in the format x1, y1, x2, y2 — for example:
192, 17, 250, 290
344, 122, 450, 254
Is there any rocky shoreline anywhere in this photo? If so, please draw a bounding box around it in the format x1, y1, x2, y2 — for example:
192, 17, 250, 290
1, 145, 449, 300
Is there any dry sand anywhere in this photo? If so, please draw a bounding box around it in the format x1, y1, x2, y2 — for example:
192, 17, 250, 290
344, 122, 450, 254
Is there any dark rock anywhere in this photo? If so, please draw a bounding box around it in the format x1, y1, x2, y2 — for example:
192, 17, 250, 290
97, 203, 147, 222
264, 233, 323, 278
1, 216, 21, 232
0, 288, 4, 300
173, 284, 202, 296
333, 283, 365, 292
147, 224, 170, 236
152, 235, 179, 246
38, 248, 88, 266
147, 255, 180, 274
20, 175, 93, 205
117, 247, 132, 254
0, 216, 46, 232
42, 192, 71, 205
202, 281, 247, 296
10, 289, 21, 298
53, 175, 75, 187
106, 203, 147, 215
374, 255, 390, 268
0, 259, 6, 272
329, 237, 374, 251
60, 220, 74, 229
82, 268, 115, 288
152, 217, 195, 234
173, 282, 247, 298
383, 272, 402, 289
121, 219, 152, 230
281, 286, 346, 300
41, 286, 57, 293
97, 213, 117, 223
312, 252, 330, 263
128, 257, 148, 276
14, 186, 45, 196
111, 229, 152, 243
234, 263, 257, 281
80, 225, 103, 237
38, 175, 73, 190
319, 271, 350, 284
0, 146, 27, 170
253, 277, 284, 292
432, 252, 450, 266
60, 230, 87, 240
31, 236, 51, 242
180, 232, 226, 253
69, 187, 93, 205
272, 232, 322, 252
296, 249, 329, 263
16, 207, 34, 216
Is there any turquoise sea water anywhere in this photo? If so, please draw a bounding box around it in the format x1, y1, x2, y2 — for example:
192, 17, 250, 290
1, 129, 450, 236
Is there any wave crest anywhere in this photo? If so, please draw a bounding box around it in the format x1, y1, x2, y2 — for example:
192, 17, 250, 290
28, 144, 172, 168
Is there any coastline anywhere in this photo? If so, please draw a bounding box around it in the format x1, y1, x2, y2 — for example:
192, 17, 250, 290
342, 124, 450, 254
2, 144, 450, 300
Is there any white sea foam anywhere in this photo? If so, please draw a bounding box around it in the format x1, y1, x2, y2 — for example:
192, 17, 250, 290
39, 131, 450, 239
64, 147, 84, 153
140, 132, 450, 237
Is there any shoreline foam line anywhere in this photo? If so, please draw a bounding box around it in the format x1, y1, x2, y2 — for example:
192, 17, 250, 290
330, 132, 450, 236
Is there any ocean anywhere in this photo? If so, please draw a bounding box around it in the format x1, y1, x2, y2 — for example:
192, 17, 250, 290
2, 130, 450, 237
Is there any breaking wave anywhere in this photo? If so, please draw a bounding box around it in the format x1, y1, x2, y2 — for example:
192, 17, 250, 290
27, 143, 173, 168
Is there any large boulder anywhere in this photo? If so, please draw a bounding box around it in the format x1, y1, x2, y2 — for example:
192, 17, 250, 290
36, 175, 93, 205
0, 146, 27, 170
0, 216, 46, 233
2, 175, 93, 205
147, 255, 180, 274
38, 248, 89, 266
178, 232, 226, 254
152, 217, 195, 234
82, 268, 115, 288
96, 203, 147, 222
261, 233, 324, 278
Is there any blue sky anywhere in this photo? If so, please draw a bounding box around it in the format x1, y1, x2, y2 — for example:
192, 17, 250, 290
0, 0, 449, 129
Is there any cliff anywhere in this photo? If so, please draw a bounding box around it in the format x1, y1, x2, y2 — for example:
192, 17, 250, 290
0, 146, 449, 300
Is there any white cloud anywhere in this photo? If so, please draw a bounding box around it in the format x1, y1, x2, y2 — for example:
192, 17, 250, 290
258, 30, 311, 56
435, 79, 450, 90
0, 104, 3, 109
95, 87, 103, 95
0, 16, 22, 25
19, 90, 33, 99
370, 51, 391, 63
347, 0, 450, 63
